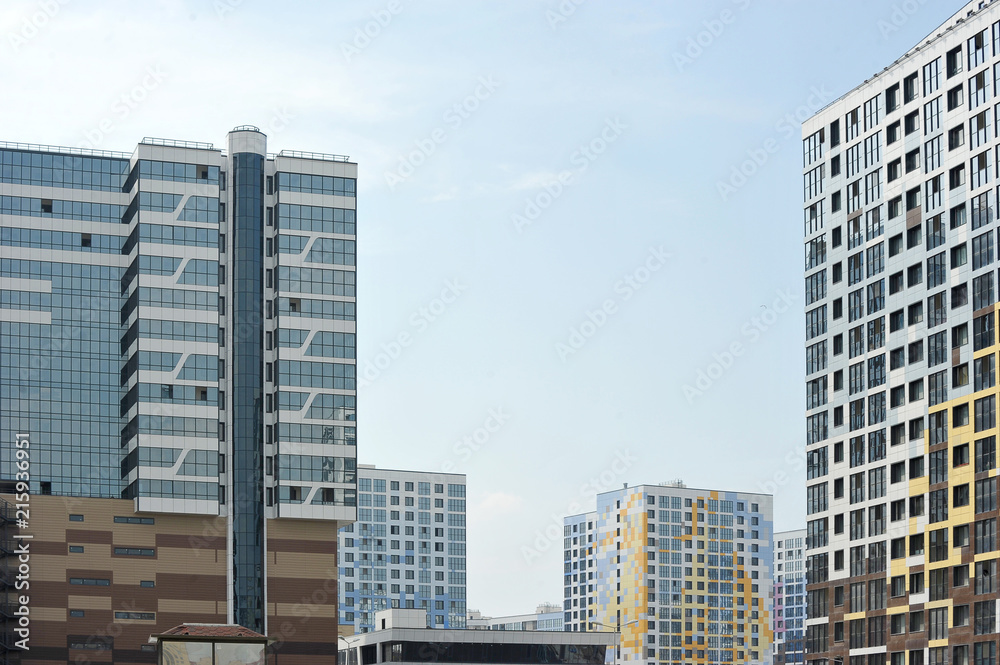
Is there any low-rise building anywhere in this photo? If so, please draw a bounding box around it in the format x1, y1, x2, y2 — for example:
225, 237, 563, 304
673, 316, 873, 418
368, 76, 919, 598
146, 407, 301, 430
338, 609, 613, 665
467, 603, 563, 631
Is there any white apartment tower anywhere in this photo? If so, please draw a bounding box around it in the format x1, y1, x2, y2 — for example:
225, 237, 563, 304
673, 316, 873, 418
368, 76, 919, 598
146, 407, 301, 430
803, 4, 1000, 665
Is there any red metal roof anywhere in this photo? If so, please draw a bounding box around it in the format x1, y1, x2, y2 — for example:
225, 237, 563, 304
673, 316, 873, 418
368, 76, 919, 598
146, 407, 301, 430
159, 624, 266, 639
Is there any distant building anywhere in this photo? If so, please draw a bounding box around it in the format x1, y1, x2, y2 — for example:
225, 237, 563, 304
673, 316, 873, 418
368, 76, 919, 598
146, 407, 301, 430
564, 482, 774, 665
468, 603, 564, 631
338, 609, 613, 665
339, 465, 468, 634
772, 529, 806, 665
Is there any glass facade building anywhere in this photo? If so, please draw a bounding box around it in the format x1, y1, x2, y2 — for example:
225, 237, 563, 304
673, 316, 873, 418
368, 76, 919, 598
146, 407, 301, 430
0, 127, 358, 636
339, 466, 468, 633
802, 4, 1000, 665
1, 150, 131, 498
563, 483, 773, 665
231, 148, 266, 632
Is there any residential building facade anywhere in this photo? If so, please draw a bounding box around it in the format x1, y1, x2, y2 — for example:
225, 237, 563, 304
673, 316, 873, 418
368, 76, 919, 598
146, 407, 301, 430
802, 4, 1000, 665
0, 127, 357, 662
773, 529, 806, 665
563, 483, 773, 665
338, 466, 467, 634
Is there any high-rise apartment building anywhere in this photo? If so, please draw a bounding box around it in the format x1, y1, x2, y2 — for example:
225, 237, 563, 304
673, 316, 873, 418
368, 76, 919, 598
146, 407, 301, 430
563, 483, 773, 665
0, 127, 357, 662
802, 4, 1000, 665
338, 466, 467, 634
772, 529, 806, 665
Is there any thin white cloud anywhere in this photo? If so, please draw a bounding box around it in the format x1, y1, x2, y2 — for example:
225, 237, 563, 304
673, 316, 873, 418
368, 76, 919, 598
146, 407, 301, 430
474, 492, 525, 518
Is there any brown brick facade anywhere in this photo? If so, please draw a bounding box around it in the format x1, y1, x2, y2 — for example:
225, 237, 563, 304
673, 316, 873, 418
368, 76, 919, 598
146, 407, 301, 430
2, 495, 339, 665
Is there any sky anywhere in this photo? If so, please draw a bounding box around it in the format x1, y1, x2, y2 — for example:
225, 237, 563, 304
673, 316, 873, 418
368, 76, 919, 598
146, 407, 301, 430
0, 0, 968, 617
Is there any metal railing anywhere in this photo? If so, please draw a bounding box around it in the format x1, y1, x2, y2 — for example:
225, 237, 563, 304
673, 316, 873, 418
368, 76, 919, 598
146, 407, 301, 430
0, 140, 131, 159
140, 136, 217, 151
277, 149, 352, 163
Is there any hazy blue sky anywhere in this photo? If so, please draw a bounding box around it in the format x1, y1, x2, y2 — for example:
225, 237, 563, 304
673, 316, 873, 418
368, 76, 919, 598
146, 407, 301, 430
1, 0, 965, 616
